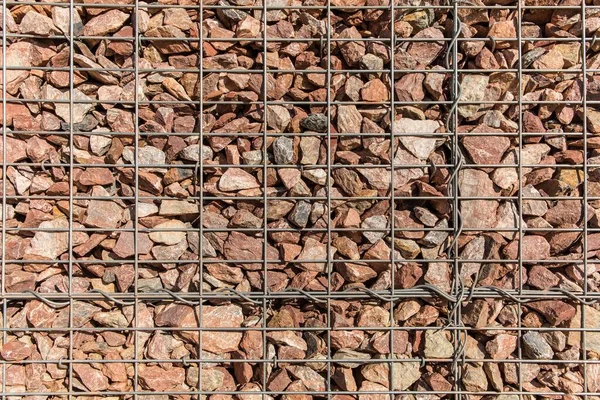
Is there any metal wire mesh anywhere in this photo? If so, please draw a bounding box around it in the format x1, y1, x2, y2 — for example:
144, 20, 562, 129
1, 0, 600, 399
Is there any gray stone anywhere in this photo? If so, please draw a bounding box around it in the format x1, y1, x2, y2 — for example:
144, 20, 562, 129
288, 201, 311, 228
361, 215, 388, 243
179, 144, 213, 162
420, 218, 448, 248
359, 54, 383, 80
61, 114, 99, 132
273, 136, 294, 165
301, 114, 328, 133
522, 47, 546, 68
522, 331, 554, 360
138, 278, 163, 292
242, 150, 263, 165
217, 0, 249, 23
71, 301, 102, 327
138, 146, 166, 165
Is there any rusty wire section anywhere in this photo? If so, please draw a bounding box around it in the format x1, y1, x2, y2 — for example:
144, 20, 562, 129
1, 0, 600, 399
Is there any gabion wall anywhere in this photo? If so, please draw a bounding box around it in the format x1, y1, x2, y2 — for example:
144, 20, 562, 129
1, 0, 600, 398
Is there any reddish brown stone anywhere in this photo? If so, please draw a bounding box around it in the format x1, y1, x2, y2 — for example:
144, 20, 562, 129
527, 265, 560, 290
528, 300, 577, 326
138, 366, 185, 391
72, 364, 110, 391
1, 341, 32, 361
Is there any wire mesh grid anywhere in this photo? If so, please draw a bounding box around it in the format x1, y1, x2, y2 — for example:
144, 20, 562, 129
1, 0, 600, 398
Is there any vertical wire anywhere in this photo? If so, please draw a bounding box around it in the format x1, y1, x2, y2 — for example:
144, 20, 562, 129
261, 0, 268, 397
325, 1, 332, 399
451, 1, 460, 398
388, 1, 395, 398
198, 0, 204, 396
68, 0, 75, 397
1, 0, 6, 398
581, 1, 589, 398
516, 1, 524, 398
133, 0, 140, 396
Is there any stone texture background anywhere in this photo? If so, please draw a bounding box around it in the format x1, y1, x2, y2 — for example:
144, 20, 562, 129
1, 0, 600, 398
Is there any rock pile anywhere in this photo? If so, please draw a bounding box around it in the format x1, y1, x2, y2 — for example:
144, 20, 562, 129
1, 0, 599, 397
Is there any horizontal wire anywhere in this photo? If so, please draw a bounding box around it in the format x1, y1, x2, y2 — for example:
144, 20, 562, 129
2, 356, 600, 365
2, 195, 596, 202
1, 226, 598, 234
2, 66, 599, 74
2, 323, 600, 333
2, 98, 598, 106
1, 390, 598, 397
3, 130, 591, 137
1, 32, 596, 44
2, 1, 598, 9
1, 288, 599, 303
4, 161, 599, 169
1, 164, 597, 171
2, 258, 593, 265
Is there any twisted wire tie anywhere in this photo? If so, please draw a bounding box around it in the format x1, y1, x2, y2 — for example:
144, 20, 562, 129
274, 288, 327, 303
88, 288, 135, 306
411, 284, 456, 303
488, 35, 497, 53
342, 286, 394, 302
214, 287, 263, 305
24, 290, 70, 308
581, 35, 598, 62
445, 3, 469, 395
156, 288, 200, 306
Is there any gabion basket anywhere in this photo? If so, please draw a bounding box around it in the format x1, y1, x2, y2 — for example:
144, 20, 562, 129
1, 0, 599, 399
